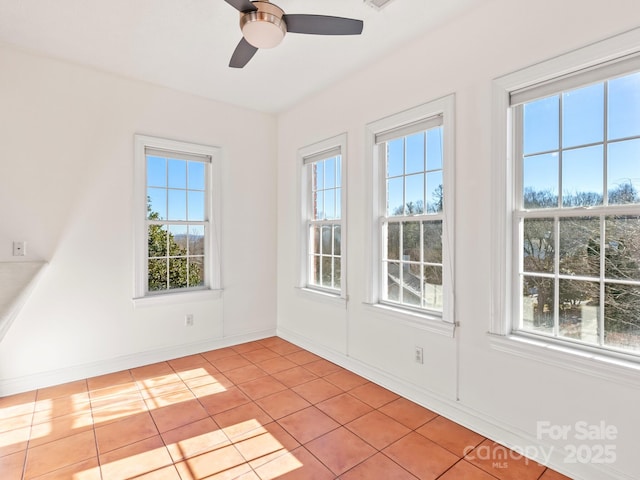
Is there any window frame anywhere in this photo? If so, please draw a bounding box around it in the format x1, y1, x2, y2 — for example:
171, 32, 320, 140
133, 135, 222, 307
365, 96, 456, 335
297, 133, 347, 301
491, 27, 640, 373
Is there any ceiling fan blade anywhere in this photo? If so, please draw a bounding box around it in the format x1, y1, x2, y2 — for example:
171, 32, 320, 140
283, 14, 363, 35
229, 38, 258, 68
224, 0, 257, 13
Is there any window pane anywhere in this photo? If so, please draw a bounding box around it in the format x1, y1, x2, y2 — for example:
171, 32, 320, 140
188, 161, 205, 190
604, 215, 640, 281
406, 132, 425, 174
559, 279, 599, 345
426, 127, 443, 171
321, 256, 332, 288
604, 283, 640, 352
168, 225, 188, 256
333, 225, 341, 256
404, 280, 421, 306
335, 188, 342, 219
313, 190, 324, 220
387, 139, 404, 177
313, 162, 324, 191
405, 174, 424, 214
386, 262, 400, 302
426, 171, 443, 214
559, 217, 600, 278
324, 189, 336, 220
334, 258, 341, 289
396, 262, 420, 306
169, 258, 188, 289
523, 218, 555, 273
387, 223, 399, 260
148, 258, 167, 291
336, 157, 342, 187
608, 71, 640, 140
387, 177, 404, 216
310, 226, 320, 255
562, 83, 604, 148
147, 188, 167, 220
324, 157, 336, 189
402, 222, 421, 262
312, 255, 321, 285
189, 257, 205, 288
523, 96, 559, 155
423, 265, 442, 310
523, 153, 558, 208
562, 145, 603, 207
148, 225, 167, 258
188, 191, 205, 221
168, 159, 187, 189
147, 156, 166, 187
321, 226, 332, 255
608, 139, 640, 204
188, 225, 205, 256
522, 275, 554, 334
423, 221, 443, 264
168, 190, 187, 221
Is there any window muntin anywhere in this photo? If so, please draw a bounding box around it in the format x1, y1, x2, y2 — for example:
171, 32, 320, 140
514, 69, 640, 355
145, 150, 210, 293
379, 121, 445, 313
134, 135, 220, 302
299, 134, 347, 297
307, 154, 343, 292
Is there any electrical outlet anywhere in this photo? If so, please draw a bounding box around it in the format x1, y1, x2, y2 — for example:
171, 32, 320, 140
13, 241, 26, 256
185, 314, 194, 327
415, 346, 424, 364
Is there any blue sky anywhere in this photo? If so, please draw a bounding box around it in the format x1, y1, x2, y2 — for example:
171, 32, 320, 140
523, 72, 640, 205
146, 156, 206, 222
386, 128, 443, 215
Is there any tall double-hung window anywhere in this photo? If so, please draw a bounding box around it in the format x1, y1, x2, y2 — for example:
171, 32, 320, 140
367, 97, 455, 327
134, 135, 221, 304
495, 38, 640, 358
299, 134, 346, 296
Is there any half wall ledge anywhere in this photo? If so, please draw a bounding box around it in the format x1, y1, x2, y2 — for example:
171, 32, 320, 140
0, 261, 47, 342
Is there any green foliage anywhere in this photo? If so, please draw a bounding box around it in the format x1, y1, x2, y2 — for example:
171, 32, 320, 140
147, 202, 203, 292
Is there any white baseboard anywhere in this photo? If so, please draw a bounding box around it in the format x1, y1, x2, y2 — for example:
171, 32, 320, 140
0, 328, 276, 396
278, 326, 635, 480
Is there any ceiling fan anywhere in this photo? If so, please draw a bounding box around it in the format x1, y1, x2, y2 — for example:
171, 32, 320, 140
224, 0, 364, 68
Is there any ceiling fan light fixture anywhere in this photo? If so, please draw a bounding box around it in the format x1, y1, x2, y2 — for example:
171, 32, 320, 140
240, 1, 286, 49
227, 0, 364, 68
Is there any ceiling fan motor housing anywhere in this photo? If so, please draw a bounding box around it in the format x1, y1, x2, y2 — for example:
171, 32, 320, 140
240, 1, 287, 49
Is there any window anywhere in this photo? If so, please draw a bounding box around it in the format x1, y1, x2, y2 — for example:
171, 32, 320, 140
513, 64, 640, 355
134, 135, 221, 304
367, 97, 455, 326
493, 30, 640, 361
298, 134, 346, 297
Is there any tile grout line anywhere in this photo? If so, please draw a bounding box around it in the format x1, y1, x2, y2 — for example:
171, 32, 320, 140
3, 338, 568, 480
19, 391, 37, 480
88, 380, 105, 480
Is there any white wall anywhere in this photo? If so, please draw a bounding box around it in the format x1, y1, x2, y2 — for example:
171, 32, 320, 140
276, 1, 640, 479
0, 45, 277, 391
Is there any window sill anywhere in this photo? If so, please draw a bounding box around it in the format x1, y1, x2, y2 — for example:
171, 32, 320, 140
133, 289, 222, 308
363, 302, 455, 338
295, 287, 347, 307
488, 333, 640, 388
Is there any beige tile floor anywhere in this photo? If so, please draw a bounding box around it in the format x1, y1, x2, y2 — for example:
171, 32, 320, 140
0, 337, 572, 479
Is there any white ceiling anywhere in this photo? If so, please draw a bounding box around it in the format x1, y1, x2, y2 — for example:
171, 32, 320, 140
0, 0, 484, 113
